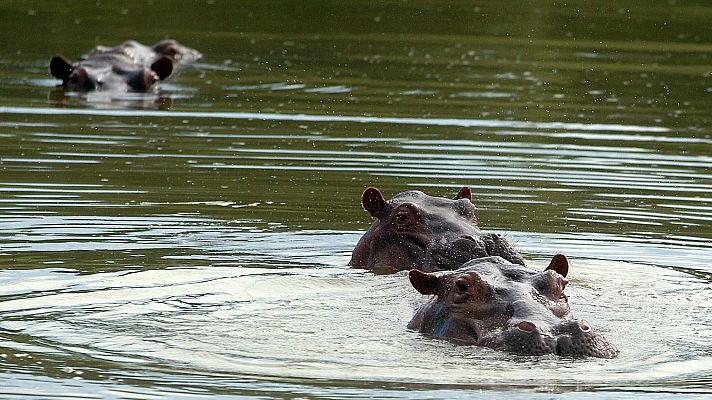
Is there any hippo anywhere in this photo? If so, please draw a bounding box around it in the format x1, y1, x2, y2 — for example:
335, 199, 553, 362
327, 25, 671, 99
350, 187, 526, 273
49, 39, 202, 92
408, 254, 618, 358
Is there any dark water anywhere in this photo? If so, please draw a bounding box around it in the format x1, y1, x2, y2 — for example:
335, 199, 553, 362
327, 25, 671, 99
1, 1, 711, 399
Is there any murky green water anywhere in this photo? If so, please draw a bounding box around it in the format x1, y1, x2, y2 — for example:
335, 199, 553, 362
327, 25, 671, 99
1, 1, 711, 398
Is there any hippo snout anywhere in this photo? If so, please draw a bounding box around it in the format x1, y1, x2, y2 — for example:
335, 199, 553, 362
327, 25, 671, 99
552, 320, 619, 359
501, 320, 618, 358
500, 321, 557, 356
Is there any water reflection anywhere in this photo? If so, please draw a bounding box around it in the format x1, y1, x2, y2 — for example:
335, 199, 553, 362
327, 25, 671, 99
1, 104, 709, 243
1, 225, 711, 395
0, 106, 672, 132
48, 88, 175, 110
1, 1, 712, 397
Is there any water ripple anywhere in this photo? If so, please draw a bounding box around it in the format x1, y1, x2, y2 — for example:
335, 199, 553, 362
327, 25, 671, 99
0, 106, 670, 132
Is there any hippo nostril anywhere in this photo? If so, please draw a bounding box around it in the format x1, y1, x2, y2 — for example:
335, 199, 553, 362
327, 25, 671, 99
396, 212, 408, 223
579, 320, 591, 332
556, 335, 573, 356
517, 321, 536, 332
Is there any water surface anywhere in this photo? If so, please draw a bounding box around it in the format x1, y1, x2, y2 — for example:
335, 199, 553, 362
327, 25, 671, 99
0, 1, 711, 399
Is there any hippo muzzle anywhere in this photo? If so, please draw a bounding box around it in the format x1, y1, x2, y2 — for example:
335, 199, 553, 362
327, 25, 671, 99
496, 319, 618, 358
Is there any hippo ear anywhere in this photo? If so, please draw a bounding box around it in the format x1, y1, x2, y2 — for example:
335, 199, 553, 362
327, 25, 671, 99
150, 55, 173, 80
453, 186, 472, 201
545, 254, 569, 277
49, 55, 73, 80
362, 187, 385, 219
409, 269, 439, 295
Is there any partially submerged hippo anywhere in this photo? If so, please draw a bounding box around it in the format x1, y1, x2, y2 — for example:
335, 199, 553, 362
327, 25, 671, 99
350, 187, 525, 273
408, 255, 618, 358
49, 39, 202, 92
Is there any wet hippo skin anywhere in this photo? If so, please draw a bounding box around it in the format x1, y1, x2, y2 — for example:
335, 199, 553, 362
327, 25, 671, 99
408, 254, 618, 358
49, 39, 201, 92
350, 187, 526, 273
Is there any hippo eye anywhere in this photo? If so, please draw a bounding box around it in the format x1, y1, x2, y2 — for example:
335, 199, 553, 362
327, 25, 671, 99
392, 205, 419, 230
455, 279, 468, 294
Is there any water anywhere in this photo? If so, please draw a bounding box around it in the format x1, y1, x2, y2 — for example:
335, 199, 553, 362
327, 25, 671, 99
1, 1, 711, 398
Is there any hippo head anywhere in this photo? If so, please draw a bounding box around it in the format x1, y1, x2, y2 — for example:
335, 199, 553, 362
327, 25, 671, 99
407, 255, 618, 358
49, 54, 173, 92
350, 187, 525, 273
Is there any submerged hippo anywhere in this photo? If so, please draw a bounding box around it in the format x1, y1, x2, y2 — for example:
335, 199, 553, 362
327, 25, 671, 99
49, 39, 202, 92
408, 255, 618, 358
350, 187, 525, 273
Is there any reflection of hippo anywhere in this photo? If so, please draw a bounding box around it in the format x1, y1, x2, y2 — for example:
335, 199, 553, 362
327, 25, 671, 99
350, 187, 525, 273
408, 255, 618, 358
49, 39, 202, 92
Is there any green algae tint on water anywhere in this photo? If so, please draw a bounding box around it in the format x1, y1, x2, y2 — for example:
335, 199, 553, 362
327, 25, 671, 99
0, 1, 711, 399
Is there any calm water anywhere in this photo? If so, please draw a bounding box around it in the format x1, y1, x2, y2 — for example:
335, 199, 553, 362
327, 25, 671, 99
1, 1, 711, 399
